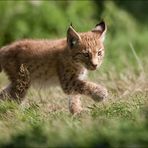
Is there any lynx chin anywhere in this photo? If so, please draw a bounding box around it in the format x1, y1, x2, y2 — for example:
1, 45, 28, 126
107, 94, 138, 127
0, 21, 108, 114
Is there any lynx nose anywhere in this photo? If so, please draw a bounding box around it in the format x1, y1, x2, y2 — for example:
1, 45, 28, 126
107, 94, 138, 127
91, 63, 97, 70
90, 57, 98, 70
92, 64, 97, 68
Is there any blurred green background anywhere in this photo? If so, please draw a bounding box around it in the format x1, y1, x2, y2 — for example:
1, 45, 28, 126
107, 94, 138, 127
0, 1, 148, 147
0, 0, 147, 73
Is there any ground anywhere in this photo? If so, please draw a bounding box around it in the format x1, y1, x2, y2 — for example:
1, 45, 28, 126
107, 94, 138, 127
0, 52, 147, 147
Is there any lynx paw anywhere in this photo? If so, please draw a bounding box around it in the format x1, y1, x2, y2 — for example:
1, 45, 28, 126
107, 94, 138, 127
69, 103, 83, 114
69, 96, 82, 114
91, 86, 108, 102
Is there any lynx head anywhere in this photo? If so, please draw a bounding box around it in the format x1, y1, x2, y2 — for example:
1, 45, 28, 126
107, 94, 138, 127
67, 21, 107, 70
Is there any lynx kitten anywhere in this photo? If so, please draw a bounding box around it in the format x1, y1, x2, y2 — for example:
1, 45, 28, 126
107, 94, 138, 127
0, 21, 108, 114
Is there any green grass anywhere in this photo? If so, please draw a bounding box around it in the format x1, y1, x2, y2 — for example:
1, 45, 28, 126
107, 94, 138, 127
0, 34, 148, 147
0, 1, 148, 147
0, 10, 148, 147
0, 48, 147, 148
0, 92, 147, 147
0, 33, 148, 147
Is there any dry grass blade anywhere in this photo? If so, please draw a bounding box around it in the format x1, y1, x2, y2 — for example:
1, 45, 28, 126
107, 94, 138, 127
129, 43, 145, 75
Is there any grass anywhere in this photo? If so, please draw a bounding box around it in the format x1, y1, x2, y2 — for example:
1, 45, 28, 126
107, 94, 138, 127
0, 92, 147, 148
0, 1, 148, 147
0, 35, 148, 148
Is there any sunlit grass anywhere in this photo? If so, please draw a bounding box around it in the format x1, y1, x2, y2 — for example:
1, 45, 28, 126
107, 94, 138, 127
0, 22, 148, 148
0, 50, 147, 147
0, 0, 148, 147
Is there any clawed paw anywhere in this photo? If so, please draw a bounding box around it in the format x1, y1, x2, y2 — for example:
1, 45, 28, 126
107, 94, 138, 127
91, 87, 108, 102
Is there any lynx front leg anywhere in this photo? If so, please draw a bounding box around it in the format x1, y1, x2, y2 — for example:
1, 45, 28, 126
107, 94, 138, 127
62, 79, 108, 102
68, 94, 82, 114
0, 64, 31, 102
77, 80, 108, 102
86, 82, 108, 102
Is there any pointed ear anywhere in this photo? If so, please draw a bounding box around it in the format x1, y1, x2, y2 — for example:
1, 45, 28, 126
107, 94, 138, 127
67, 25, 81, 48
92, 21, 107, 42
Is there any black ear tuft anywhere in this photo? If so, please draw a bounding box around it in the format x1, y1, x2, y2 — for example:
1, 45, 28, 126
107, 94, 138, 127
92, 20, 107, 33
92, 20, 107, 42
70, 22, 73, 28
96, 21, 106, 32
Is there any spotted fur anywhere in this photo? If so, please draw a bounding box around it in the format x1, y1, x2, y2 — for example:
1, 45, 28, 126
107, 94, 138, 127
0, 21, 108, 114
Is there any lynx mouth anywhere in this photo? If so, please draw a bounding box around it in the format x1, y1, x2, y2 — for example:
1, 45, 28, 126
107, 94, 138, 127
85, 65, 97, 71
89, 67, 97, 71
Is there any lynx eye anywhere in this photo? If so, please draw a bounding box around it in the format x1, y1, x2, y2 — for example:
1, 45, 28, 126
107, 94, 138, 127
83, 52, 89, 58
98, 51, 102, 56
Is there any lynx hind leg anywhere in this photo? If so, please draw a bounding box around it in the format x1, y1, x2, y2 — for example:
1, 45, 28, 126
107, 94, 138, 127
0, 64, 31, 102
0, 84, 12, 100
68, 95, 82, 114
